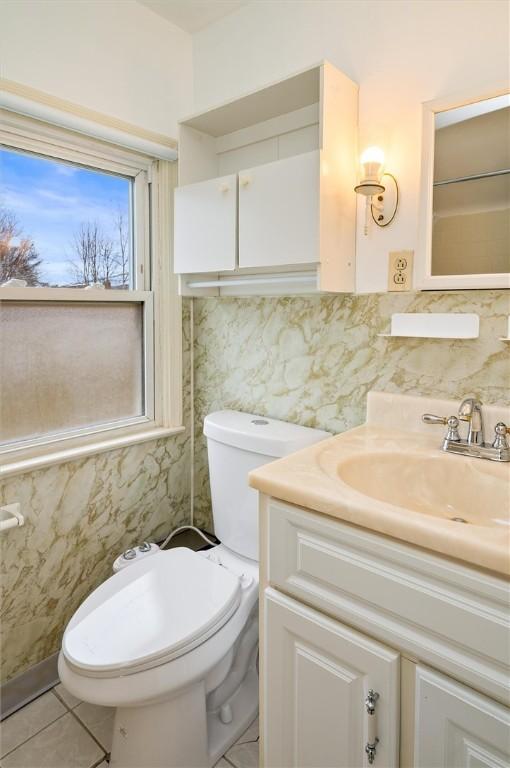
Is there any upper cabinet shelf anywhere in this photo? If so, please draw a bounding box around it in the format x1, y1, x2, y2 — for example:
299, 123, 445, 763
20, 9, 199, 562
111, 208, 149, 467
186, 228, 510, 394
173, 62, 358, 296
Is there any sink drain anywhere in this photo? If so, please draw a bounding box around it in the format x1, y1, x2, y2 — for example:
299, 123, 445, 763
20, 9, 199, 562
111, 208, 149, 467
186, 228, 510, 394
450, 517, 468, 524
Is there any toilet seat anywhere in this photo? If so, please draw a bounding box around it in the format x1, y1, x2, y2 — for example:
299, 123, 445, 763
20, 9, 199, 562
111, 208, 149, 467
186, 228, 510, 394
62, 548, 241, 678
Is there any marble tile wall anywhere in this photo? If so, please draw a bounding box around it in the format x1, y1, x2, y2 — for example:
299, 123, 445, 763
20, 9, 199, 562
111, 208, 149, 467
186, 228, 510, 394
192, 290, 510, 530
2, 290, 509, 683
0, 301, 193, 684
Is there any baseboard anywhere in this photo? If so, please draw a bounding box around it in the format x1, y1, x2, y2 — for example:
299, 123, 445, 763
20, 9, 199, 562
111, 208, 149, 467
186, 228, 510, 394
0, 652, 59, 720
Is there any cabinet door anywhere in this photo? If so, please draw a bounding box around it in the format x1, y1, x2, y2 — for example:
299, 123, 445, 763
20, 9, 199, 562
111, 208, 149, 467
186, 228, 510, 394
238, 150, 319, 269
174, 174, 237, 273
263, 588, 400, 768
414, 665, 510, 768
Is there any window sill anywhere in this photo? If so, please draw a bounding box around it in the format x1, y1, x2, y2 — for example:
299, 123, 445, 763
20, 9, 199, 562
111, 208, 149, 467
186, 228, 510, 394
0, 425, 186, 480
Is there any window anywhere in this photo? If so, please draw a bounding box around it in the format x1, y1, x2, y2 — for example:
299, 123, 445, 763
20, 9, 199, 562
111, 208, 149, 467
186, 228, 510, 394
0, 148, 133, 288
0, 112, 181, 467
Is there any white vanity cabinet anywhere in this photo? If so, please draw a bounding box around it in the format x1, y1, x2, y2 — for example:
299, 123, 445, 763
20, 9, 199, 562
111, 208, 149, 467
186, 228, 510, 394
413, 665, 510, 768
174, 61, 358, 295
260, 498, 510, 767
264, 588, 400, 768
174, 174, 237, 273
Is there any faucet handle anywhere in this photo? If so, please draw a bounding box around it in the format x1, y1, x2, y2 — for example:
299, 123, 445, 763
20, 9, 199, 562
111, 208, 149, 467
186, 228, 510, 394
422, 413, 447, 425
422, 414, 461, 442
492, 423, 510, 450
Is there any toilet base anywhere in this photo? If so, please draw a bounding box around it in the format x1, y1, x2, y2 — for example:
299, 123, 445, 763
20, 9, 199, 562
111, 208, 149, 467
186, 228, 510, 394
108, 658, 258, 768
110, 682, 209, 768
207, 667, 259, 765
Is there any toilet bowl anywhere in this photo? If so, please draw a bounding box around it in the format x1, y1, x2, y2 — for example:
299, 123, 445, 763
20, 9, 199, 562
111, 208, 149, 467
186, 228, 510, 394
59, 411, 330, 767
59, 545, 259, 767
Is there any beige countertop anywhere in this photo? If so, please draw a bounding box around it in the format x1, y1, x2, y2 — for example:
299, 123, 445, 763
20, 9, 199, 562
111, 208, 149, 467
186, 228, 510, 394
249, 424, 510, 577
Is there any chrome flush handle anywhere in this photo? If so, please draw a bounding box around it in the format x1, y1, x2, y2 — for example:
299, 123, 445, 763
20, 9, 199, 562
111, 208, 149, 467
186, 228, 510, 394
365, 689, 380, 764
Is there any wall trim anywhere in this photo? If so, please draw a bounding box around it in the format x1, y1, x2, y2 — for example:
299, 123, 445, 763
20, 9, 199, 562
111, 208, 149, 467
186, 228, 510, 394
1, 78, 178, 160
0, 653, 59, 720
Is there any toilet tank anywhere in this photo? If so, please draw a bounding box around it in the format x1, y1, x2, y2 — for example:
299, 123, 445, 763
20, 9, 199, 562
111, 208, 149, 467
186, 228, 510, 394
203, 411, 331, 561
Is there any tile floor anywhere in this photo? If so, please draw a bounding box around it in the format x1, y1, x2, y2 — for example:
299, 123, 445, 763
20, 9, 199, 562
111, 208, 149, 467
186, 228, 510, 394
0, 683, 259, 768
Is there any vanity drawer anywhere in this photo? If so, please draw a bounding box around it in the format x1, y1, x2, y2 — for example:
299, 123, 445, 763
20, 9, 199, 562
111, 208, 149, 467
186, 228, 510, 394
266, 499, 510, 704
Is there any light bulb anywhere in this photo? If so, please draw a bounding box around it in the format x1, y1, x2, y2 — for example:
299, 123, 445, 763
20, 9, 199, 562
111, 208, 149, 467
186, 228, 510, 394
360, 146, 385, 166
354, 145, 387, 204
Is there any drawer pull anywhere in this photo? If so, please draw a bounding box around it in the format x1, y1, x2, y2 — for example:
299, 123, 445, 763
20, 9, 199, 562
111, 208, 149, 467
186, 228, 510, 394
365, 689, 379, 715
365, 739, 379, 765
365, 689, 380, 764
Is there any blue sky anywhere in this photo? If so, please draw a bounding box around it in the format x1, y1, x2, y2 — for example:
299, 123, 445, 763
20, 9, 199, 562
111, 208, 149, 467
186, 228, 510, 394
1, 148, 131, 285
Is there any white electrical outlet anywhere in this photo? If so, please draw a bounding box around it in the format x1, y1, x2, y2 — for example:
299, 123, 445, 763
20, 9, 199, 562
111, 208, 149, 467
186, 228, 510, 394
388, 250, 413, 291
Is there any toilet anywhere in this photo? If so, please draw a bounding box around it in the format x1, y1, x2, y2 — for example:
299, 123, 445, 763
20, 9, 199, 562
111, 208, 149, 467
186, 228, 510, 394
58, 411, 330, 768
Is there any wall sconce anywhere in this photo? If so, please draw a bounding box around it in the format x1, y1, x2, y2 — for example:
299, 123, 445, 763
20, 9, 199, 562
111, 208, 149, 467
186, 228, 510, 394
354, 147, 399, 235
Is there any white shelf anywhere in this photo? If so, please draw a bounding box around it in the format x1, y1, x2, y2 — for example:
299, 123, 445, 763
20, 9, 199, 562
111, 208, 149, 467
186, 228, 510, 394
186, 274, 316, 289
181, 270, 320, 297
378, 312, 479, 339
498, 317, 510, 341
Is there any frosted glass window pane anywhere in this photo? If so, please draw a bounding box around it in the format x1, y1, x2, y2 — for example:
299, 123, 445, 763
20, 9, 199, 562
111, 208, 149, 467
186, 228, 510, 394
0, 302, 144, 445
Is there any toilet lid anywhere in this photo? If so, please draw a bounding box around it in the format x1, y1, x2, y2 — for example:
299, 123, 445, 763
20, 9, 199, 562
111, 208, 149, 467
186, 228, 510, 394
62, 548, 241, 676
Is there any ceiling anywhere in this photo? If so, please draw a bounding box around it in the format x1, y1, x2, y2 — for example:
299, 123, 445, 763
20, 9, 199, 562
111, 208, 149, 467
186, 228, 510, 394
138, 0, 248, 33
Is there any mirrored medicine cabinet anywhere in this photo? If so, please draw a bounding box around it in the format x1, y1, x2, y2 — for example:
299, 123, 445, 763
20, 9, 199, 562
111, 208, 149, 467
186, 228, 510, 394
417, 89, 510, 289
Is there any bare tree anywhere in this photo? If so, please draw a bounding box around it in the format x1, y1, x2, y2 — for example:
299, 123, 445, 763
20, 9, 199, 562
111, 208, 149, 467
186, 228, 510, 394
0, 206, 42, 286
99, 236, 116, 289
114, 211, 130, 288
68, 222, 116, 288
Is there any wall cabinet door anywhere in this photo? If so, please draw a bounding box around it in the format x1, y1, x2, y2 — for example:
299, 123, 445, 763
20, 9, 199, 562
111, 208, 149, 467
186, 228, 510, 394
238, 150, 319, 269
263, 588, 400, 768
174, 174, 237, 273
414, 665, 510, 768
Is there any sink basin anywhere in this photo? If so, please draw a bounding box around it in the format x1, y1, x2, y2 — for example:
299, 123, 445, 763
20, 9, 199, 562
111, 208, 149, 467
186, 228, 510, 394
249, 397, 510, 575
336, 451, 509, 528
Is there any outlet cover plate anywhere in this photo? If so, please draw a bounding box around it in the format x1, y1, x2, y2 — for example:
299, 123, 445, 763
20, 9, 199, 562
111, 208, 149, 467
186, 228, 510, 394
388, 250, 413, 291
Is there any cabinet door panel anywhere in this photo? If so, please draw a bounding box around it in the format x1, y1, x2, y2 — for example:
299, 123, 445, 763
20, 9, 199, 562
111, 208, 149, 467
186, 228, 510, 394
238, 150, 319, 268
174, 174, 237, 273
263, 588, 399, 768
414, 665, 510, 768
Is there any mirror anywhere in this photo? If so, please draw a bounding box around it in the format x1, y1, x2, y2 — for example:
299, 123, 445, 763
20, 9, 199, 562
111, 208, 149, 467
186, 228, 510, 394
431, 94, 509, 278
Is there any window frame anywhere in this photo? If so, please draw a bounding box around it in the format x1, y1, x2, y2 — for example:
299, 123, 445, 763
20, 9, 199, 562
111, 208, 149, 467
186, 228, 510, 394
0, 111, 183, 476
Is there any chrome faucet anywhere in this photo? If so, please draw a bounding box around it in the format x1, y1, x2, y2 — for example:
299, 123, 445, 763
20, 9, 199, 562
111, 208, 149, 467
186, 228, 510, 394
422, 397, 509, 462
458, 397, 484, 445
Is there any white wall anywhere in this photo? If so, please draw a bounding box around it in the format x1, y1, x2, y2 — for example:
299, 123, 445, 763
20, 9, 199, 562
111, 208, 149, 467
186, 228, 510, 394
0, 0, 193, 139
192, 0, 510, 292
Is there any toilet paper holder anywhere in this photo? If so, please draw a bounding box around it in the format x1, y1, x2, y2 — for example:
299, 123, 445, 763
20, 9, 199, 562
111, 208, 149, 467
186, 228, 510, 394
0, 503, 24, 532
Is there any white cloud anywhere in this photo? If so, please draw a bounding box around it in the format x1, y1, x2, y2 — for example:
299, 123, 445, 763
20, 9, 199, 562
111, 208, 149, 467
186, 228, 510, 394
53, 164, 78, 177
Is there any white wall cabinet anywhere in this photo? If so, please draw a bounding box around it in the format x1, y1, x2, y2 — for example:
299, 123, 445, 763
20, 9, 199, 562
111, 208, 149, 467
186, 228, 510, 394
174, 62, 358, 296
260, 498, 510, 768
173, 174, 237, 273
238, 151, 319, 269
264, 588, 400, 768
414, 665, 510, 768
